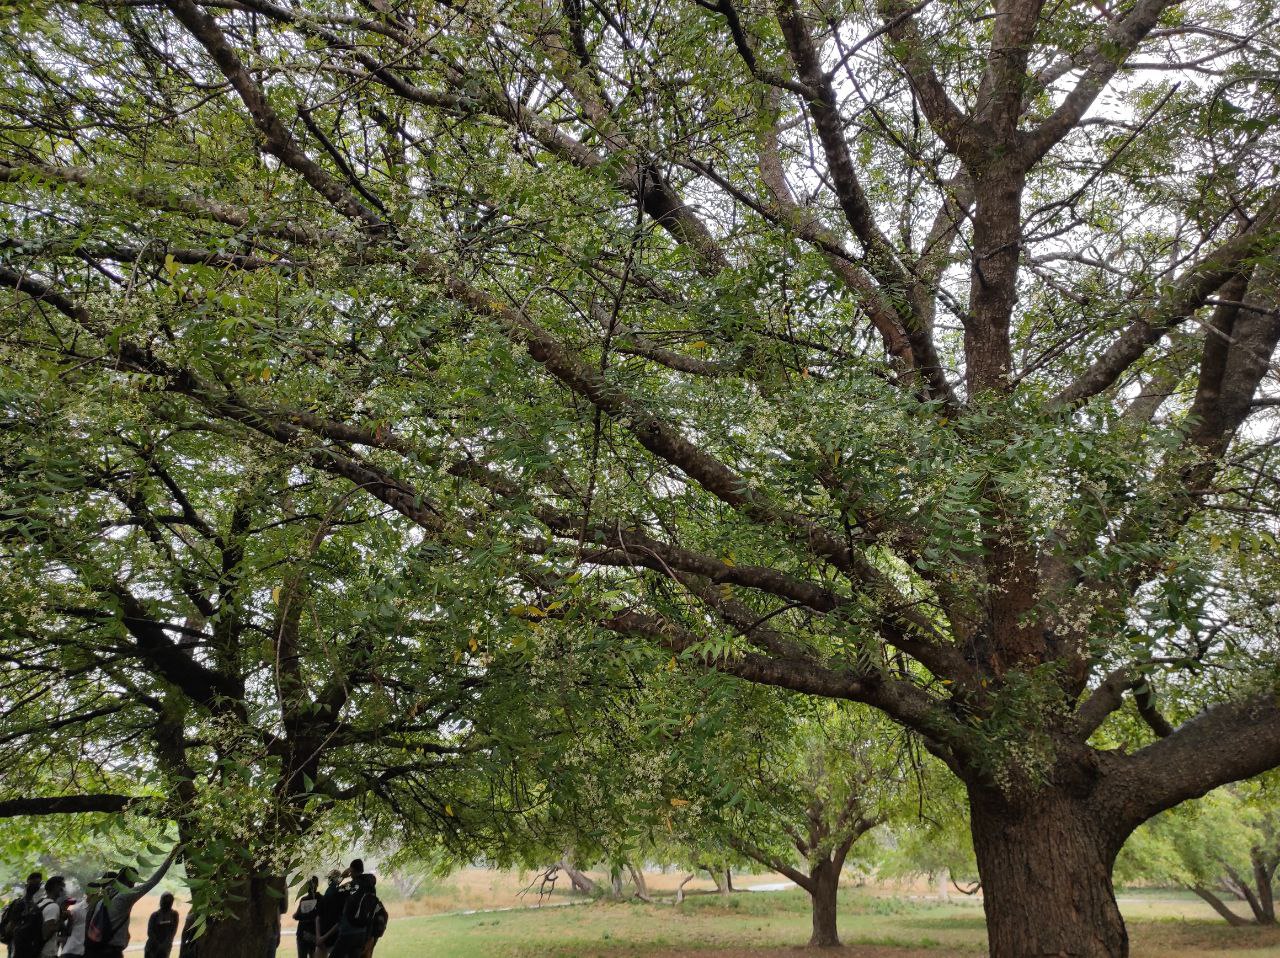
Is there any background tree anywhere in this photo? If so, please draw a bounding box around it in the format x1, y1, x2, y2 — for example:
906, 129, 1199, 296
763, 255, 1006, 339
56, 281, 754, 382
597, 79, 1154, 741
4, 1, 1280, 956
878, 773, 980, 901
665, 696, 904, 947
1118, 781, 1278, 926
0, 396, 553, 953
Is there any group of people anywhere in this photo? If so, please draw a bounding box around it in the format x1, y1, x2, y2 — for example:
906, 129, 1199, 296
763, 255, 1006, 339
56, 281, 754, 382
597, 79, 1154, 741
1, 855, 385, 958
292, 860, 388, 958
0, 849, 178, 958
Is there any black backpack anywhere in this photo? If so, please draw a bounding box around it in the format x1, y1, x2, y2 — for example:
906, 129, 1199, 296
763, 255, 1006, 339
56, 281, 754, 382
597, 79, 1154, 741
342, 889, 378, 931
0, 896, 24, 944
8, 897, 46, 955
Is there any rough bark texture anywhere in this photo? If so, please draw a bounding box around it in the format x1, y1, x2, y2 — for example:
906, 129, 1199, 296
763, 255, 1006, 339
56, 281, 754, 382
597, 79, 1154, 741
807, 860, 841, 948
971, 790, 1127, 958
191, 876, 284, 958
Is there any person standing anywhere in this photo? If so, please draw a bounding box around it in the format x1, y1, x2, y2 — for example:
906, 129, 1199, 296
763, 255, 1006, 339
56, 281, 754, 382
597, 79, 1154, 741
357, 877, 387, 958
1, 874, 42, 958
328, 873, 381, 958
292, 877, 320, 958
59, 893, 90, 958
143, 893, 179, 958
314, 866, 348, 958
86, 848, 179, 958
23, 876, 64, 958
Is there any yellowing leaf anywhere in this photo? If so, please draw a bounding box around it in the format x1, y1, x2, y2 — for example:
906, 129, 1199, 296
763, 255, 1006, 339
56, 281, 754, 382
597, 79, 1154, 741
468, 637, 478, 653
509, 604, 546, 619
444, 804, 453, 817
669, 797, 689, 808
271, 585, 281, 604
163, 253, 178, 276
261, 367, 272, 381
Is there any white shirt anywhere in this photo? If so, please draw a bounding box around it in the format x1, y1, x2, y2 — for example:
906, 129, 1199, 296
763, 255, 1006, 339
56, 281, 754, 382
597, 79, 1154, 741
60, 899, 89, 956
33, 894, 61, 958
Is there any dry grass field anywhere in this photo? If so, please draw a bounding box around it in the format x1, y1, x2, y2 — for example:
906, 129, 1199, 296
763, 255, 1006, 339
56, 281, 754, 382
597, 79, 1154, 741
114, 869, 1279, 956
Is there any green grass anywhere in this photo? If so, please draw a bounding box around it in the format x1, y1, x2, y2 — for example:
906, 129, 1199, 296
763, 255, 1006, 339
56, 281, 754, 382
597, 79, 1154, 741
283, 889, 1280, 958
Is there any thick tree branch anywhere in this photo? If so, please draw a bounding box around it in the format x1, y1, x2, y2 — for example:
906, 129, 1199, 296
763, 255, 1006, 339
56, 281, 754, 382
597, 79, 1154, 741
1119, 694, 1280, 825
0, 794, 137, 817
1022, 0, 1182, 166
1055, 197, 1280, 408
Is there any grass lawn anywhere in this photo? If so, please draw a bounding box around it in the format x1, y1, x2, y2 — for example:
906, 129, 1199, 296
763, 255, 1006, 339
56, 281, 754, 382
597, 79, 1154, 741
325, 888, 1280, 958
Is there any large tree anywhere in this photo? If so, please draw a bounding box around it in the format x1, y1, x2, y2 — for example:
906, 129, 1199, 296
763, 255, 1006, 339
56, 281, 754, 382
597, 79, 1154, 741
3, 0, 1280, 955
0, 395, 548, 954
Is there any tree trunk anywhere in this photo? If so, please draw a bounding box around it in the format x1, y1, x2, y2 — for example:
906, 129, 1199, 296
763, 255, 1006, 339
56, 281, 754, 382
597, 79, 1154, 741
625, 862, 650, 901
806, 859, 840, 948
704, 865, 728, 896
673, 872, 695, 905
970, 790, 1127, 958
1191, 885, 1250, 926
724, 868, 734, 892
1253, 848, 1276, 924
558, 856, 597, 896
191, 875, 284, 958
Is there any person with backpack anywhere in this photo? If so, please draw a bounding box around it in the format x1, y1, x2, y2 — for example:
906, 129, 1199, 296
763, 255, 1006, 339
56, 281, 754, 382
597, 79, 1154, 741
1, 874, 42, 958
85, 847, 179, 958
315, 862, 357, 958
35, 876, 64, 958
10, 875, 64, 958
358, 879, 388, 958
292, 877, 321, 958
328, 873, 382, 958
143, 893, 179, 958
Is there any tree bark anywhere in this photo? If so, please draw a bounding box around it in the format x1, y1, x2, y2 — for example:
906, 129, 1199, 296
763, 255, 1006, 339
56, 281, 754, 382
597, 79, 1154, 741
191, 875, 284, 958
806, 859, 841, 948
625, 862, 650, 901
1253, 847, 1276, 924
1191, 885, 1250, 926
703, 865, 728, 896
673, 872, 695, 905
558, 856, 597, 896
971, 790, 1127, 958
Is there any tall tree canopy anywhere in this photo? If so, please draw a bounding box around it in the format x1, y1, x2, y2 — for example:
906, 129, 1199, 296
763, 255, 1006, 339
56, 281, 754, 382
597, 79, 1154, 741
3, 0, 1280, 955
